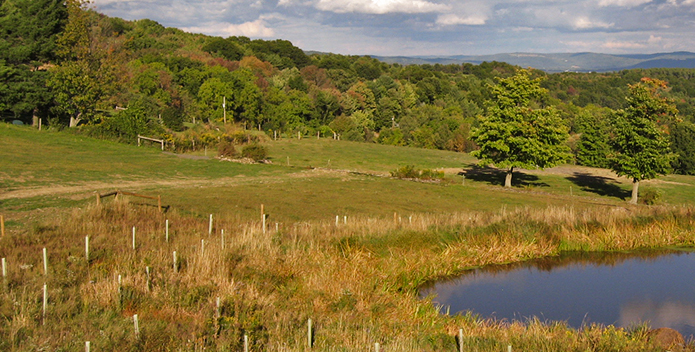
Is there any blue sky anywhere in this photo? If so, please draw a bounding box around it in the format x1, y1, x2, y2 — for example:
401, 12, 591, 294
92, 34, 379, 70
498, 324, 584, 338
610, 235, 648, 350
92, 0, 695, 56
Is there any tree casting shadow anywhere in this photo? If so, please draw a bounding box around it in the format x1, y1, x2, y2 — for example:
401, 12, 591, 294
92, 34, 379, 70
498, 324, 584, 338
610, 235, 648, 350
460, 164, 549, 188
566, 172, 630, 200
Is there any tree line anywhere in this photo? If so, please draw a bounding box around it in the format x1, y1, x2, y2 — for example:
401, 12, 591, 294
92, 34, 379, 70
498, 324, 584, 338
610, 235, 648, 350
1, 0, 695, 179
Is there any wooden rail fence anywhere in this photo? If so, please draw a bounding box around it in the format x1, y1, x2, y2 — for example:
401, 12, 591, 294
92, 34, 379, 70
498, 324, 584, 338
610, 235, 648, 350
96, 191, 163, 212
137, 135, 165, 150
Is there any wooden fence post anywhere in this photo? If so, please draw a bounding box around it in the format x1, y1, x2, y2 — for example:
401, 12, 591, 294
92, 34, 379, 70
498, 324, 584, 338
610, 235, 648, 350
1, 215, 4, 238
42, 284, 47, 325
261, 204, 266, 234
133, 314, 140, 337
157, 195, 162, 212
43, 248, 48, 275
146, 266, 151, 292
221, 229, 225, 250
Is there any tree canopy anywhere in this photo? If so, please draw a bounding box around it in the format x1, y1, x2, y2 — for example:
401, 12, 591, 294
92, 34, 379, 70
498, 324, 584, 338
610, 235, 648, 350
609, 78, 677, 203
470, 70, 569, 187
6, 4, 695, 179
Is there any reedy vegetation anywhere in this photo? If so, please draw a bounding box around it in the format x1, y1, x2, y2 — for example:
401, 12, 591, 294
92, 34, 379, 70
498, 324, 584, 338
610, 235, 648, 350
1, 199, 694, 351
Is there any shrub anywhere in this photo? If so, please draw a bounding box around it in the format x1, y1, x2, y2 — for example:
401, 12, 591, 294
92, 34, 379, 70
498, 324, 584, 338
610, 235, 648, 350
419, 168, 444, 180
218, 141, 238, 158
640, 188, 663, 205
390, 165, 444, 180
242, 144, 268, 161
390, 165, 419, 179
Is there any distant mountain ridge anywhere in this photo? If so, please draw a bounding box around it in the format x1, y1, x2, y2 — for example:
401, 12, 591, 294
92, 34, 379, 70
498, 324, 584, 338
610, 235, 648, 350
370, 51, 695, 72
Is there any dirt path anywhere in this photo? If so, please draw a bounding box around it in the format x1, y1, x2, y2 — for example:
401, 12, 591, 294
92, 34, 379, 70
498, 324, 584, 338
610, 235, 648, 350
1, 163, 688, 202
0, 168, 344, 201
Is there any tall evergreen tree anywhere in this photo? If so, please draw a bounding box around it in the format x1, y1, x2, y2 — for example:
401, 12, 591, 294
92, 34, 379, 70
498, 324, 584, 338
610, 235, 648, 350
670, 122, 695, 175
0, 0, 66, 65
0, 0, 67, 121
575, 109, 611, 168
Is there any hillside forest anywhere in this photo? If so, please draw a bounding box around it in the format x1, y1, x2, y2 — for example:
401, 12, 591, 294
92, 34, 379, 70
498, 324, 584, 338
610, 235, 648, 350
3, 0, 695, 174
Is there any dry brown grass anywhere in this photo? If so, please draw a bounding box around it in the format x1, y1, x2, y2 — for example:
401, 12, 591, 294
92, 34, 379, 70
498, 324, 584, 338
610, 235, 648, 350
0, 201, 694, 350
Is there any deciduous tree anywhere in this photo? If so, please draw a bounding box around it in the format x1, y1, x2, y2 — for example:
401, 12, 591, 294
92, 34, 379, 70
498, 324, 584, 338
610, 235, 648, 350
609, 78, 677, 204
470, 70, 570, 187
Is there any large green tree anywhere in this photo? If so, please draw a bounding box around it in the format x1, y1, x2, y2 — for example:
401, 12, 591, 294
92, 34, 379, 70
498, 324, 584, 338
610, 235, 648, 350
609, 78, 677, 204
0, 0, 67, 122
470, 70, 570, 187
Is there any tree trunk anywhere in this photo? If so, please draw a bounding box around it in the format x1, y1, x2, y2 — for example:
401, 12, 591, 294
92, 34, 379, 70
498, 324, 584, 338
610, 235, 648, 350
32, 109, 39, 127
504, 167, 514, 188
69, 112, 82, 128
630, 178, 640, 204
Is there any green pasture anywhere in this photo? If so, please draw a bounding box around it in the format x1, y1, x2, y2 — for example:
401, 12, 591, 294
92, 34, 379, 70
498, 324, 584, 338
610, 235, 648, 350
1, 124, 693, 222
0, 124, 286, 190
266, 137, 476, 173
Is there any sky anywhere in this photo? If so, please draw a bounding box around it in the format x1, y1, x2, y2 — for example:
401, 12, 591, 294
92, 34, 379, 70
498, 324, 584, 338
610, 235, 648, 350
91, 0, 695, 57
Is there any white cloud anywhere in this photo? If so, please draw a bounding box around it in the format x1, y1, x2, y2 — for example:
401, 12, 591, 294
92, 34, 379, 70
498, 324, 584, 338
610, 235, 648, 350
182, 18, 275, 37
601, 40, 647, 49
512, 27, 535, 32
666, 0, 695, 5
597, 0, 652, 7
647, 34, 662, 44
315, 0, 448, 14
91, 0, 695, 56
436, 13, 487, 25
573, 17, 613, 29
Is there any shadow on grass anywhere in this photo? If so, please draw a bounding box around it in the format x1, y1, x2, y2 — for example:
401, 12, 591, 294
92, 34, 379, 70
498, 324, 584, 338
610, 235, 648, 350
460, 164, 549, 188
566, 172, 630, 200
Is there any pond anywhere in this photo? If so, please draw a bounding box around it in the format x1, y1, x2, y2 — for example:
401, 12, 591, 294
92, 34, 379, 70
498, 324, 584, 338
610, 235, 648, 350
420, 250, 695, 337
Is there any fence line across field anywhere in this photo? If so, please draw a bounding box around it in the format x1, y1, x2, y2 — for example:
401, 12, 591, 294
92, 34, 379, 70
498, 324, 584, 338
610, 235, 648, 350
96, 190, 163, 212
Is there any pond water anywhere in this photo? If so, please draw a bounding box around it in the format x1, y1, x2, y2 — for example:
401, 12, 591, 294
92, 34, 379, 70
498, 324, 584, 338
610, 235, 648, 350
420, 250, 695, 337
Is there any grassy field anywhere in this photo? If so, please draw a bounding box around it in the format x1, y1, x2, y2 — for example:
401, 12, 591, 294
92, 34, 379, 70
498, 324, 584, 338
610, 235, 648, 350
1, 124, 695, 351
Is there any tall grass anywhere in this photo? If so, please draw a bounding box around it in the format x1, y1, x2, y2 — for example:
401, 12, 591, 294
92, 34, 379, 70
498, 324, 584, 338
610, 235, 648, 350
0, 200, 693, 351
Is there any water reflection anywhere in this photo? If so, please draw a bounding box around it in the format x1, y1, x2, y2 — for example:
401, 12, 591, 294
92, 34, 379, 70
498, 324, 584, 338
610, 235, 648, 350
620, 301, 695, 336
421, 250, 695, 337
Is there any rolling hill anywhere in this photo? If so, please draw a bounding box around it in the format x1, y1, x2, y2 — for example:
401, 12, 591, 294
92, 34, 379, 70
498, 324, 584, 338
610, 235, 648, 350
372, 51, 695, 72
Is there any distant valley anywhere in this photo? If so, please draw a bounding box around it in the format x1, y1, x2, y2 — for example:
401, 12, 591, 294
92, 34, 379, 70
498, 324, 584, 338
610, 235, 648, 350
370, 51, 695, 72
